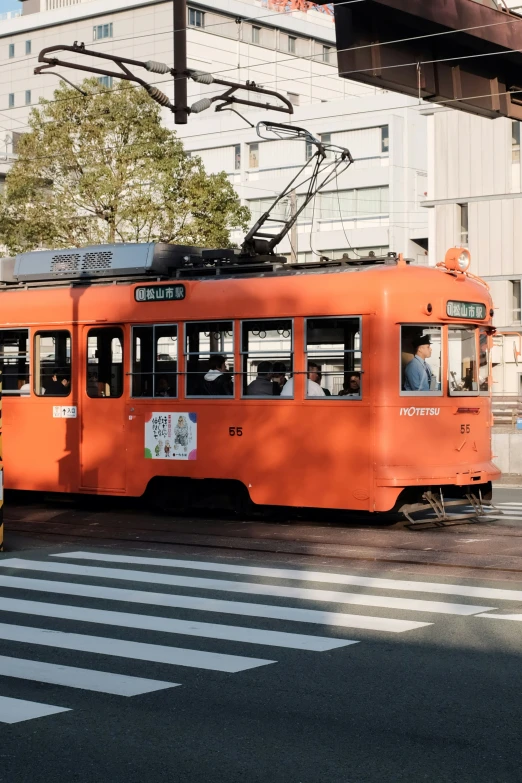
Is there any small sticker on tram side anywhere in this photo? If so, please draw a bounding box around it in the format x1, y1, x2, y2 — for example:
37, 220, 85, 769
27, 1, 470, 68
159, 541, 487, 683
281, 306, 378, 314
144, 411, 197, 461
134, 284, 186, 303
53, 406, 77, 419
400, 407, 440, 417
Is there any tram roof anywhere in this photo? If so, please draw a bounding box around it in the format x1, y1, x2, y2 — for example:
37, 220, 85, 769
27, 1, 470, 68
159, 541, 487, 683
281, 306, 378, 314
2, 242, 408, 287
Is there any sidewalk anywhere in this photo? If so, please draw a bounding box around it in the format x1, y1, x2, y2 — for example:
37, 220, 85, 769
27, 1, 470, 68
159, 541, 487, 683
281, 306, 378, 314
494, 475, 522, 487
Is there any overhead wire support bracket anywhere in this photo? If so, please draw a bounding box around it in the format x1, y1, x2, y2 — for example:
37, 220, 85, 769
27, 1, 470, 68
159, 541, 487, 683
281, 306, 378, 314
35, 42, 293, 120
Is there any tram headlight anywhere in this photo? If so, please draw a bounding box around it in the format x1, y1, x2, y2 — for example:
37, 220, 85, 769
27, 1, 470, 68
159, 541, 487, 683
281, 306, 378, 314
444, 247, 471, 272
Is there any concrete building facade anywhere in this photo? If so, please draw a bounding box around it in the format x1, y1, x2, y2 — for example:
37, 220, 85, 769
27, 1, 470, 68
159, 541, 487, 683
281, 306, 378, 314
0, 0, 428, 265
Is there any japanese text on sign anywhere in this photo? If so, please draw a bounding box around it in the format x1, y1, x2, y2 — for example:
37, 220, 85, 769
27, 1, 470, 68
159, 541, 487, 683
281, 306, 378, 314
135, 284, 185, 303
446, 301, 487, 320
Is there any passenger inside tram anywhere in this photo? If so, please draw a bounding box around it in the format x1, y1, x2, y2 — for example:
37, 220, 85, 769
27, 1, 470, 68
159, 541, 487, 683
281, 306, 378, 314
203, 354, 234, 396
339, 373, 361, 396
246, 361, 274, 395
270, 361, 287, 395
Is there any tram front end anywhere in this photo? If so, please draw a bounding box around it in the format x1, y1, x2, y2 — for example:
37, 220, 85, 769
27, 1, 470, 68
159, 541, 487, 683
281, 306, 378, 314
373, 249, 500, 526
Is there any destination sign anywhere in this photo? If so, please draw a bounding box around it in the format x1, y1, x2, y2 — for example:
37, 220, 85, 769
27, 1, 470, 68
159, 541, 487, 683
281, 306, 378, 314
135, 284, 185, 303
446, 300, 487, 320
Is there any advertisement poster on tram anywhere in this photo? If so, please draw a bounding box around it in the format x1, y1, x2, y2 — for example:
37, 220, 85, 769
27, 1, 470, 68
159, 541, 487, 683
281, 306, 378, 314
144, 412, 197, 460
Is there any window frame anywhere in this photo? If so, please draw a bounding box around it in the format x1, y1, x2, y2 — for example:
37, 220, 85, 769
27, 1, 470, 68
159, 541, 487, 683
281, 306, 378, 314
287, 35, 296, 54
8, 93, 14, 109
479, 327, 491, 397
25, 40, 31, 55
93, 22, 113, 40
399, 324, 444, 397
34, 330, 72, 398
86, 326, 124, 399
130, 323, 179, 399
304, 316, 363, 400
448, 325, 480, 398
248, 142, 259, 169
322, 45, 331, 63
240, 317, 294, 400
251, 25, 261, 44
188, 8, 204, 27
8, 43, 14, 59
0, 328, 30, 396
184, 320, 235, 399
25, 90, 31, 106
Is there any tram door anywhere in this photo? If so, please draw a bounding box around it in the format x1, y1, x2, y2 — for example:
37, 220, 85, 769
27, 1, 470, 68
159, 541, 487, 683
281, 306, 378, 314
80, 326, 126, 491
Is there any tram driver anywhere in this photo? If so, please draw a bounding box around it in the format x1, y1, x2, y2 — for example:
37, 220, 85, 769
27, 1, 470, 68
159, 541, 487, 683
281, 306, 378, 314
404, 335, 433, 392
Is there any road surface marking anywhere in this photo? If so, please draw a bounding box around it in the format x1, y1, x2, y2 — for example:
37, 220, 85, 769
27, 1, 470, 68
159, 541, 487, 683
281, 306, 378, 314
0, 559, 493, 615
0, 575, 428, 633
50, 551, 522, 603
0, 654, 178, 696
0, 694, 70, 724
0, 622, 274, 673
0, 597, 356, 652
477, 613, 522, 621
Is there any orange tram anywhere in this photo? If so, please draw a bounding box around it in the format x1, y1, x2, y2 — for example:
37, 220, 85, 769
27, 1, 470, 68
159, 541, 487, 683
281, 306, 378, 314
0, 242, 500, 523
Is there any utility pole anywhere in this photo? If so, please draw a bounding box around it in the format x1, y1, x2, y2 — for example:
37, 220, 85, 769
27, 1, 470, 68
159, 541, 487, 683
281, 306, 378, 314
173, 0, 188, 124
289, 189, 298, 263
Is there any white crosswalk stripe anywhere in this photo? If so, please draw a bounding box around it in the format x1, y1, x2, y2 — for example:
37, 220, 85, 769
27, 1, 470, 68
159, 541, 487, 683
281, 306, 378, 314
0, 694, 70, 724
0, 558, 495, 615
490, 502, 522, 521
0, 655, 177, 696
0, 549, 514, 725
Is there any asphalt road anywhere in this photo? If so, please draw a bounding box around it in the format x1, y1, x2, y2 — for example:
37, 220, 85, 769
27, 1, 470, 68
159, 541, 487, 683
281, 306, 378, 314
1, 509, 522, 783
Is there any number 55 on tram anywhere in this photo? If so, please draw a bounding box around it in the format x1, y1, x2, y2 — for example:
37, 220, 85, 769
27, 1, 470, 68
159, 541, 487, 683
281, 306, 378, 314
0, 243, 499, 524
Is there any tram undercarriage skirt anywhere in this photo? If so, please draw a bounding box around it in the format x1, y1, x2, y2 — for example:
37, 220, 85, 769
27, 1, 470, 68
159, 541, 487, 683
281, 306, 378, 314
399, 489, 501, 529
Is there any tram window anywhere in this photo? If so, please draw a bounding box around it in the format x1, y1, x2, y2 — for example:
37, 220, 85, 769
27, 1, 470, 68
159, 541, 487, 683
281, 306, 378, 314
185, 321, 234, 397
479, 328, 490, 393
401, 326, 442, 395
0, 329, 29, 395
34, 331, 71, 397
305, 318, 361, 397
86, 327, 124, 398
448, 327, 478, 395
131, 325, 178, 397
241, 319, 293, 397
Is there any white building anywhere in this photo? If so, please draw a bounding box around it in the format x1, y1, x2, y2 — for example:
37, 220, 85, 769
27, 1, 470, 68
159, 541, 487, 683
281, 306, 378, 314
0, 0, 427, 263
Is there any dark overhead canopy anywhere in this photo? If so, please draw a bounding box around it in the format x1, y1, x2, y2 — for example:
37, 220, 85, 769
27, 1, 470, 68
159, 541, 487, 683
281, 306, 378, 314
325, 0, 522, 119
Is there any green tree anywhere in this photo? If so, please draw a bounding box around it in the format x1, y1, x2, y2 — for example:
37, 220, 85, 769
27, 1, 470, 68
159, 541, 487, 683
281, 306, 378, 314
0, 79, 250, 254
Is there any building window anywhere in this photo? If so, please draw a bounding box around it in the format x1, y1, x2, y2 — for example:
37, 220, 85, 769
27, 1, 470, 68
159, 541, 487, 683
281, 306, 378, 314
241, 319, 293, 397
131, 324, 178, 398
512, 122, 521, 162
320, 187, 389, 221
322, 45, 331, 63
306, 140, 314, 161
252, 25, 260, 44
8, 43, 14, 59
188, 8, 204, 27
93, 23, 113, 40
8, 93, 14, 109
185, 321, 234, 397
234, 144, 241, 170
0, 329, 29, 395
249, 142, 259, 169
288, 35, 296, 54
86, 327, 123, 398
306, 318, 362, 398
25, 90, 31, 106
287, 92, 300, 106
459, 203, 469, 245
25, 40, 31, 56
97, 76, 113, 89
381, 125, 389, 153
321, 132, 332, 158
512, 280, 521, 324
34, 331, 71, 397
